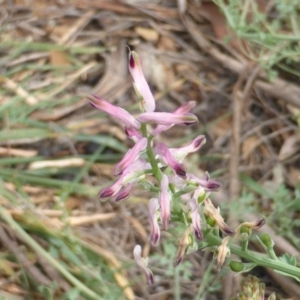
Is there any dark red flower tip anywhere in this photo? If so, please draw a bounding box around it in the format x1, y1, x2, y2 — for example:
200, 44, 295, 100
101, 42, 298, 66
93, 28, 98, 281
183, 121, 197, 126
193, 136, 205, 148
151, 232, 160, 246
223, 227, 235, 236
88, 101, 96, 108
206, 181, 222, 190
257, 218, 266, 228
173, 257, 183, 267
176, 168, 186, 177
194, 229, 203, 240
148, 273, 154, 285
129, 53, 135, 69
99, 189, 114, 199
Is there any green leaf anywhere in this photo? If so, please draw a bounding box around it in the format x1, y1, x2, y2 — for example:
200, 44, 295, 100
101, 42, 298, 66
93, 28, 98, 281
62, 288, 80, 300
279, 254, 297, 266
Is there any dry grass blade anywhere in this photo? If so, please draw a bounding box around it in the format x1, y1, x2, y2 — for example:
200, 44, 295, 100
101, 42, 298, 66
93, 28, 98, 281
1, 76, 39, 105
0, 224, 52, 286
79, 238, 135, 300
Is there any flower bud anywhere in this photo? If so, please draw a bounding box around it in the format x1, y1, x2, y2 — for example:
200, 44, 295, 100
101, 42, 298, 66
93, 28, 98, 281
203, 199, 235, 235
268, 292, 276, 300
133, 245, 154, 285
239, 232, 249, 242
159, 174, 171, 230
188, 198, 203, 240
173, 226, 193, 267
216, 236, 230, 271
259, 232, 274, 249
148, 198, 160, 246
240, 224, 251, 235
230, 261, 244, 272
205, 215, 216, 227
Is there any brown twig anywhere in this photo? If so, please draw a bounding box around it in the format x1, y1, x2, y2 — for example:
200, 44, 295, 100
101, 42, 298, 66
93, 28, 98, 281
224, 64, 262, 299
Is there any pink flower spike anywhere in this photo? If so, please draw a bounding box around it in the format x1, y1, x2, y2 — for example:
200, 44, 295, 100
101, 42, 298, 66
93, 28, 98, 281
125, 126, 143, 142
113, 138, 147, 176
138, 112, 198, 126
188, 198, 203, 240
170, 135, 206, 162
153, 101, 196, 135
129, 51, 156, 113
148, 198, 160, 246
159, 174, 171, 230
156, 143, 186, 176
114, 183, 135, 202
133, 245, 154, 285
87, 94, 141, 129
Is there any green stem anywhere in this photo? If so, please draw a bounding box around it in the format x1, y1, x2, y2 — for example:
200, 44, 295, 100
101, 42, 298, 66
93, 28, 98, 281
0, 206, 102, 300
174, 267, 181, 300
140, 124, 162, 182
266, 248, 279, 260
204, 231, 300, 279
241, 240, 248, 253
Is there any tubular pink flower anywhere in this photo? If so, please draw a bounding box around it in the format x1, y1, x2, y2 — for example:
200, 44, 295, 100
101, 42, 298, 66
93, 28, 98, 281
187, 172, 221, 191
203, 198, 235, 235
188, 198, 203, 240
124, 126, 143, 142
159, 174, 171, 230
170, 135, 206, 162
99, 176, 123, 199
87, 94, 141, 129
235, 218, 266, 238
137, 112, 198, 126
99, 159, 149, 199
113, 138, 147, 175
168, 175, 186, 190
156, 143, 186, 176
114, 183, 135, 202
148, 198, 160, 246
129, 51, 156, 113
133, 245, 154, 285
174, 226, 193, 267
153, 101, 196, 135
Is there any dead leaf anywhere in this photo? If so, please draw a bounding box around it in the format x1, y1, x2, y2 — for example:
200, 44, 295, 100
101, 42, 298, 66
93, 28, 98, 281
135, 26, 159, 42
157, 35, 177, 51
288, 166, 300, 187
93, 39, 128, 100
210, 115, 232, 139
242, 136, 259, 160
278, 134, 300, 161
50, 50, 70, 66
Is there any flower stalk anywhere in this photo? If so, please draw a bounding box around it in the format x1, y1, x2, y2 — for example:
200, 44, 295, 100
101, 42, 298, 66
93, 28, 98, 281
88, 49, 300, 285
205, 230, 300, 279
